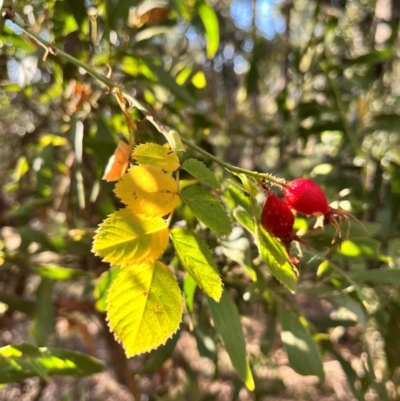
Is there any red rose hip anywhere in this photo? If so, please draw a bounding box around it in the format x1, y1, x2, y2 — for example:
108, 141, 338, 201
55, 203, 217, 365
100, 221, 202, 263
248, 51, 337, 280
283, 178, 362, 243
261, 190, 311, 265
261, 192, 295, 239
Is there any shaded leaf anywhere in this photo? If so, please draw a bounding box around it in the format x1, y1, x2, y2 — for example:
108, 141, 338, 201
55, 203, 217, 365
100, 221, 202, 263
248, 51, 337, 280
171, 227, 222, 301
140, 332, 180, 374
32, 278, 55, 346
182, 158, 220, 189
181, 186, 232, 235
107, 262, 183, 357
114, 165, 179, 217
278, 303, 324, 380
208, 291, 255, 390
92, 210, 169, 267
94, 266, 122, 312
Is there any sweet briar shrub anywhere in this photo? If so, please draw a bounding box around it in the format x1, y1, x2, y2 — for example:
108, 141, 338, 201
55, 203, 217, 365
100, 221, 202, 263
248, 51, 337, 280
92, 122, 357, 388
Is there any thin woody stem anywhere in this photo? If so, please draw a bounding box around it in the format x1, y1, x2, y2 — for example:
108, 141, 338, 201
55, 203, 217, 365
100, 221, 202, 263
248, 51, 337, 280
7, 13, 286, 187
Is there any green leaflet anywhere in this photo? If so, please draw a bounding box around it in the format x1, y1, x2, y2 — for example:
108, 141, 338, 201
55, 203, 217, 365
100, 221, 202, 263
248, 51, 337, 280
234, 208, 297, 293
278, 303, 324, 381
133, 143, 180, 172
0, 343, 104, 384
182, 158, 220, 189
171, 227, 222, 301
107, 262, 183, 357
181, 186, 232, 235
208, 291, 255, 390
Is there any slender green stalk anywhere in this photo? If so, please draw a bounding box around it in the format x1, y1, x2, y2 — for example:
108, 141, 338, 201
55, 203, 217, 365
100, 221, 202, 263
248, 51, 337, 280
8, 13, 286, 187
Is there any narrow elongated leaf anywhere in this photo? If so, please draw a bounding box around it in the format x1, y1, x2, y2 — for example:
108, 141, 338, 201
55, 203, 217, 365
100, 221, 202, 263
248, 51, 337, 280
171, 227, 222, 301
92, 210, 169, 267
32, 278, 55, 346
107, 262, 183, 357
142, 59, 198, 107
324, 293, 367, 329
197, 2, 220, 59
183, 274, 197, 312
234, 208, 297, 292
114, 165, 179, 217
0, 343, 103, 384
349, 268, 400, 285
181, 186, 232, 235
134, 143, 180, 172
32, 264, 95, 280
182, 158, 220, 189
278, 303, 324, 380
208, 291, 255, 390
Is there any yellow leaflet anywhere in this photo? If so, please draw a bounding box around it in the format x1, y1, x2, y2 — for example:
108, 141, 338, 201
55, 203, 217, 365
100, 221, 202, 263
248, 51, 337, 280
107, 261, 183, 357
92, 209, 169, 267
114, 165, 180, 217
133, 143, 180, 172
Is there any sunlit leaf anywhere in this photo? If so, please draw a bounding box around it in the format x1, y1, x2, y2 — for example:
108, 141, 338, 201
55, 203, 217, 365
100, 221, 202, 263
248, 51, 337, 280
234, 208, 297, 293
181, 186, 232, 235
107, 262, 183, 357
114, 165, 179, 217
171, 227, 222, 301
182, 158, 220, 189
208, 291, 255, 390
32, 264, 95, 280
278, 303, 324, 380
92, 210, 169, 267
197, 2, 220, 59
133, 143, 180, 172
0, 343, 103, 384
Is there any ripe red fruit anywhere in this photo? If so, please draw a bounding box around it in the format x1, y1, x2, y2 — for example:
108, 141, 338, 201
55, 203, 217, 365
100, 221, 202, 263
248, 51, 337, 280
261, 192, 295, 239
261, 191, 310, 265
283, 178, 360, 242
283, 178, 330, 215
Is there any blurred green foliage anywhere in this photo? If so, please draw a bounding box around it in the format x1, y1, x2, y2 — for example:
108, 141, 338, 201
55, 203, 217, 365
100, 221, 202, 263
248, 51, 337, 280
1, 0, 400, 400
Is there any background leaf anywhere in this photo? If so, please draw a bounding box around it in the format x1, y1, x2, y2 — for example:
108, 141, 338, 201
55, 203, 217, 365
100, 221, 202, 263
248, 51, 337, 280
278, 303, 324, 381
208, 291, 255, 390
197, 2, 220, 59
0, 344, 104, 384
